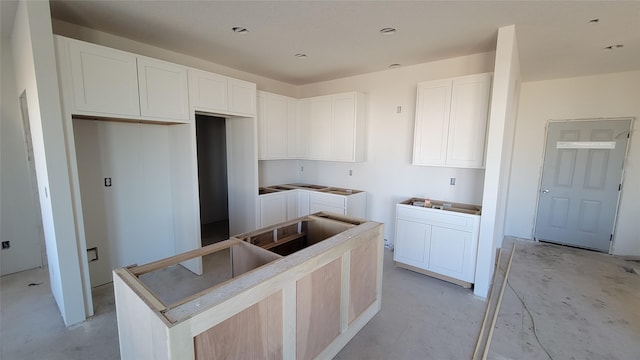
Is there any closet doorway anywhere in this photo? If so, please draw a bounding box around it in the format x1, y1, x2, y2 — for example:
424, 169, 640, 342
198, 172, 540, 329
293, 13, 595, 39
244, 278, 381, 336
196, 114, 230, 246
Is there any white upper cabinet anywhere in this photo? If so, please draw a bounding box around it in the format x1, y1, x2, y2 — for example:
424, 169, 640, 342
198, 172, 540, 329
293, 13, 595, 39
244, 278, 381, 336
188, 69, 256, 116
413, 73, 492, 168
68, 39, 140, 117
137, 57, 190, 121
307, 92, 367, 162
257, 91, 288, 160
64, 37, 190, 122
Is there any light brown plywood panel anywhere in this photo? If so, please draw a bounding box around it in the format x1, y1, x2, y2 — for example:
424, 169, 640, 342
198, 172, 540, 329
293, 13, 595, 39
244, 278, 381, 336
296, 258, 342, 360
349, 239, 378, 323
194, 291, 283, 360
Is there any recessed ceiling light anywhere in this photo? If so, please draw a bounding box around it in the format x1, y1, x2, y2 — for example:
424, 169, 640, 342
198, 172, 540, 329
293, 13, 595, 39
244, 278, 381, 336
294, 53, 307, 59
232, 27, 248, 34
380, 27, 397, 35
604, 44, 624, 50
388, 64, 401, 69
589, 18, 600, 24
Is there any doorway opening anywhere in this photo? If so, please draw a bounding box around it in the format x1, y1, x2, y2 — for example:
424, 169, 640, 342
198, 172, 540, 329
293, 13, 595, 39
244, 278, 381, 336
195, 114, 230, 246
534, 118, 632, 252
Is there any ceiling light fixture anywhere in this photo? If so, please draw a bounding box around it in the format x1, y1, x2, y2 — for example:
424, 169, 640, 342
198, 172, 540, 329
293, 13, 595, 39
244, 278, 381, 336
232, 27, 248, 34
294, 53, 307, 59
388, 64, 401, 69
589, 18, 599, 24
604, 44, 624, 50
380, 27, 397, 35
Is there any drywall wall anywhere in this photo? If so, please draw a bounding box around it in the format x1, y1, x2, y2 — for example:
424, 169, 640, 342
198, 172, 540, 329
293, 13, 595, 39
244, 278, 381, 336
260, 52, 496, 242
73, 120, 177, 286
1, 31, 43, 275
196, 115, 229, 224
475, 25, 521, 298
506, 70, 640, 256
51, 19, 298, 97
10, 0, 86, 325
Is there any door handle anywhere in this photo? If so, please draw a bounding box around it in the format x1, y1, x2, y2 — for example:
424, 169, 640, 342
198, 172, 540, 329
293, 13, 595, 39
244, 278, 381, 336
542, 189, 550, 193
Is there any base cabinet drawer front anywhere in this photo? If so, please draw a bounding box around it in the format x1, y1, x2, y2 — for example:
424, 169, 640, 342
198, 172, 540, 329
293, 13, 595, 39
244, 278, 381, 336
309, 203, 346, 215
393, 219, 431, 269
428, 226, 475, 282
397, 205, 476, 232
310, 192, 346, 209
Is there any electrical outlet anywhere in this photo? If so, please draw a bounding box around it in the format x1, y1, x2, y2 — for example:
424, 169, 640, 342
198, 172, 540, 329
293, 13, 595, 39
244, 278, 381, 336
450, 177, 456, 186
105, 177, 112, 187
1, 241, 9, 249
349, 170, 353, 176
396, 106, 402, 113
300, 166, 304, 172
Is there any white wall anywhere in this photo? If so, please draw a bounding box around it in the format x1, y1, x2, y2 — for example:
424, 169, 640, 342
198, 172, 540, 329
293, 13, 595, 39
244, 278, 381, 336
505, 71, 640, 256
10, 0, 86, 325
475, 25, 521, 297
259, 52, 495, 242
1, 31, 43, 275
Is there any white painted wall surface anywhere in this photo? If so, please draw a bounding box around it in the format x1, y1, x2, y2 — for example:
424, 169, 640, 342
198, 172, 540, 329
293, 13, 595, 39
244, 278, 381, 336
505, 71, 640, 256
1, 32, 43, 275
475, 25, 521, 298
261, 52, 496, 242
10, 0, 86, 325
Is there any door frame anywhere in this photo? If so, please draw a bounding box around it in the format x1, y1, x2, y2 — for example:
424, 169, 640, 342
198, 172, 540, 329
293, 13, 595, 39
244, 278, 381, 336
532, 117, 634, 253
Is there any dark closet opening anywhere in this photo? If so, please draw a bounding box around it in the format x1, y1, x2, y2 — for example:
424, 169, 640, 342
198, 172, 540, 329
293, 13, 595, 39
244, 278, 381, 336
195, 114, 229, 246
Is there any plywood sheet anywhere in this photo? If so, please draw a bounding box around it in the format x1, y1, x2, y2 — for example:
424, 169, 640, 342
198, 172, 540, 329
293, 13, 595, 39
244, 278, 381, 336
296, 258, 342, 360
194, 291, 283, 360
349, 240, 378, 323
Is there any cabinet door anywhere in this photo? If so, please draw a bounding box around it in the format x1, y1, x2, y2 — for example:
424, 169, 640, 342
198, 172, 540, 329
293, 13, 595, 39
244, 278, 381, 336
286, 191, 299, 220
286, 98, 301, 158
256, 92, 268, 159
265, 93, 288, 158
188, 69, 228, 113
412, 79, 451, 166
429, 226, 474, 282
228, 78, 256, 116
332, 93, 357, 161
137, 57, 189, 121
308, 96, 332, 160
68, 39, 140, 117
394, 219, 431, 269
260, 194, 288, 227
446, 74, 491, 168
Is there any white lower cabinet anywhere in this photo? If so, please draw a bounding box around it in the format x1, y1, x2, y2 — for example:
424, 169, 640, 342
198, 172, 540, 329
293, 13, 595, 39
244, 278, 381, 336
259, 192, 288, 228
394, 203, 480, 286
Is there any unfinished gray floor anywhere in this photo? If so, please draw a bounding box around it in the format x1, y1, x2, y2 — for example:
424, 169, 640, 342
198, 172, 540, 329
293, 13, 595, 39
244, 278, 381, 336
2, 241, 639, 360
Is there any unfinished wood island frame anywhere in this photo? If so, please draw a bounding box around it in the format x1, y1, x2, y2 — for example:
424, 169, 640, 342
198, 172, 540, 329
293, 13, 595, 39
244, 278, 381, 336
113, 213, 384, 360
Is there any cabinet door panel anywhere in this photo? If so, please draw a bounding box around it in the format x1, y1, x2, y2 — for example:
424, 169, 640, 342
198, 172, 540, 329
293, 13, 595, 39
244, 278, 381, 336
260, 195, 288, 227
228, 78, 256, 116
394, 219, 430, 269
429, 226, 472, 281
308, 96, 332, 160
447, 74, 491, 168
266, 93, 287, 158
412, 80, 451, 166
332, 93, 356, 161
68, 40, 140, 116
189, 69, 228, 112
256, 92, 267, 159
137, 57, 189, 121
286, 98, 301, 158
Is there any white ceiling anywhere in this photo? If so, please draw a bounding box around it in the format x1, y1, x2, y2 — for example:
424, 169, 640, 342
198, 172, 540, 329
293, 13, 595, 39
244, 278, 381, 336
8, 1, 640, 85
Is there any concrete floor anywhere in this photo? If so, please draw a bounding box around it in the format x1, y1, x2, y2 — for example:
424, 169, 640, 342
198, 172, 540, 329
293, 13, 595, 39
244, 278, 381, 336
1, 240, 639, 359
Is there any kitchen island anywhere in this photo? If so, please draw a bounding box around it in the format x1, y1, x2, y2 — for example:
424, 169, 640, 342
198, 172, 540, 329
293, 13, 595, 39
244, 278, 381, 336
114, 212, 383, 360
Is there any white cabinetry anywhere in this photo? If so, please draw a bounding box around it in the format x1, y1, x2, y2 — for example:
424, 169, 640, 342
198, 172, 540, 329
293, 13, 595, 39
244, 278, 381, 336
307, 92, 366, 162
413, 73, 491, 168
259, 190, 300, 227
137, 57, 190, 121
188, 68, 256, 116
308, 190, 366, 218
257, 91, 299, 160
65, 37, 189, 122
394, 202, 480, 286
